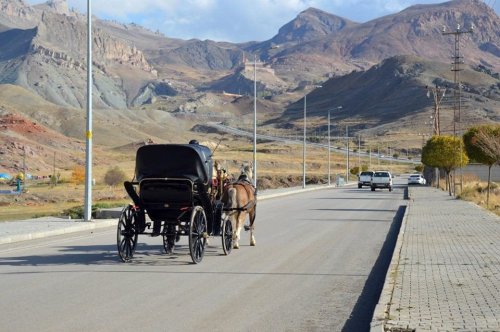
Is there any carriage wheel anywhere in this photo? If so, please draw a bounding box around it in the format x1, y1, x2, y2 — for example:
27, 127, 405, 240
189, 206, 207, 264
222, 217, 233, 255
117, 205, 139, 262
221, 215, 233, 255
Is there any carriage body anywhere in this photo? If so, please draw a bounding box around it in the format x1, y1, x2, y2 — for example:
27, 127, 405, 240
117, 144, 233, 263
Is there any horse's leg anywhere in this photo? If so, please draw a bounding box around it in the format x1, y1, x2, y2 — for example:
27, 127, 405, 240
234, 212, 247, 249
232, 212, 241, 249
249, 209, 256, 246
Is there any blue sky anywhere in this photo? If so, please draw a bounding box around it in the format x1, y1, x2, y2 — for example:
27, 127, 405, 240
27, 0, 500, 42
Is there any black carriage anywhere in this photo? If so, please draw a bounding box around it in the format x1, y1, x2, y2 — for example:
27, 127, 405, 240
117, 143, 233, 263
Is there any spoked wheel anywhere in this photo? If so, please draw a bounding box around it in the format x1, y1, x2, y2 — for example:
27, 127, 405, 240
163, 225, 176, 255
117, 205, 139, 262
189, 206, 208, 264
221, 215, 233, 255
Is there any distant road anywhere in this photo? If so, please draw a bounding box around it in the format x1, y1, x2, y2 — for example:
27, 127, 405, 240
207, 122, 419, 165
0, 180, 407, 331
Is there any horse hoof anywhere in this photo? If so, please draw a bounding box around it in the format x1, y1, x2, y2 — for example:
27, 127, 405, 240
233, 244, 240, 249
250, 242, 256, 246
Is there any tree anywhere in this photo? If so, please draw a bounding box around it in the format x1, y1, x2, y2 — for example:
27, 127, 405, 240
71, 166, 85, 184
422, 135, 468, 196
463, 125, 500, 206
414, 164, 424, 173
104, 166, 127, 187
350, 166, 360, 176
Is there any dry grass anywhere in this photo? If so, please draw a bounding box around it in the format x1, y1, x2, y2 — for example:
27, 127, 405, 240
456, 176, 500, 216
0, 139, 417, 221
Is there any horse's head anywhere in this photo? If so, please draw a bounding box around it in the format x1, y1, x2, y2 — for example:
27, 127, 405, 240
240, 163, 253, 182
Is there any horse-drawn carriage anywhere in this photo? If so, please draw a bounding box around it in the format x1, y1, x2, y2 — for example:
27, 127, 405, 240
117, 143, 234, 264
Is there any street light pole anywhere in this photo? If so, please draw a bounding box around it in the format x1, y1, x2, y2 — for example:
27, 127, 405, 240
302, 86, 322, 189
327, 106, 342, 186
253, 54, 257, 186
303, 94, 307, 189
84, 0, 93, 222
346, 125, 349, 183
327, 109, 331, 185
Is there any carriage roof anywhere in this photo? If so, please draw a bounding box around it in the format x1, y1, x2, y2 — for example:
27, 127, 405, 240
135, 144, 213, 183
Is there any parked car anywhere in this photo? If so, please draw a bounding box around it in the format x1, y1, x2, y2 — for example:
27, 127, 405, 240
358, 171, 374, 188
408, 174, 426, 185
371, 171, 393, 191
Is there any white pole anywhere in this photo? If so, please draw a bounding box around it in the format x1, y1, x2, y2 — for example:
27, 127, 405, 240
303, 95, 306, 189
328, 109, 331, 186
346, 125, 349, 183
84, 0, 93, 222
358, 135, 361, 168
253, 54, 257, 187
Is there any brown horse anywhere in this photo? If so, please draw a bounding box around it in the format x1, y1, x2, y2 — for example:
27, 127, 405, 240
221, 164, 257, 249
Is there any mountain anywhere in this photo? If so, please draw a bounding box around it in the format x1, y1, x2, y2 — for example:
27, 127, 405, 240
0, 0, 157, 109
262, 0, 500, 81
268, 7, 358, 46
278, 55, 500, 136
1, 0, 499, 110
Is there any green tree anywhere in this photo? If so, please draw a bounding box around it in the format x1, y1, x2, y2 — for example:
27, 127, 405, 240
414, 164, 424, 173
463, 125, 500, 206
350, 166, 360, 176
422, 135, 468, 196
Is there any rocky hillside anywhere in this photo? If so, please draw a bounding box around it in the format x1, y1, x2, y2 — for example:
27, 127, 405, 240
0, 0, 158, 109
2, 0, 499, 111
259, 0, 500, 82
278, 55, 500, 136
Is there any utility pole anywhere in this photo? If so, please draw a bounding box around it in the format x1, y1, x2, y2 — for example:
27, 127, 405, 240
23, 146, 26, 191
84, 0, 93, 222
345, 124, 349, 182
303, 94, 307, 189
442, 24, 473, 136
253, 54, 257, 187
442, 23, 473, 195
358, 135, 361, 168
328, 109, 331, 185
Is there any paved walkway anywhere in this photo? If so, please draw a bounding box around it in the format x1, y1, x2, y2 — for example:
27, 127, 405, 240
372, 186, 500, 331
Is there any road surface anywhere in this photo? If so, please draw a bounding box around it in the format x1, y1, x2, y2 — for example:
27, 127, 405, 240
0, 181, 407, 331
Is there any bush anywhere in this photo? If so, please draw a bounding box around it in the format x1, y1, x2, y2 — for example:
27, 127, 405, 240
104, 166, 126, 186
62, 202, 122, 219
350, 166, 360, 175
71, 166, 85, 184
414, 164, 424, 173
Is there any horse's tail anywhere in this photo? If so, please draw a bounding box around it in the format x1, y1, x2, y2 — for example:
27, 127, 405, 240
226, 187, 237, 211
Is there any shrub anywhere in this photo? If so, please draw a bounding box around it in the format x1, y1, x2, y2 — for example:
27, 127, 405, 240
104, 166, 127, 186
71, 166, 85, 184
414, 165, 424, 172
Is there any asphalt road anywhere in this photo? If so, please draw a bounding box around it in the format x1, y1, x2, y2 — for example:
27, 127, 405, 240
0, 181, 407, 331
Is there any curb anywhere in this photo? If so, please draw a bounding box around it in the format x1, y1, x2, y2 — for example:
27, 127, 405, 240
0, 219, 117, 245
370, 189, 411, 331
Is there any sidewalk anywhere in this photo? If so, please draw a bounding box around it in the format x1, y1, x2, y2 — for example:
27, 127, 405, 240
372, 186, 500, 331
0, 183, 344, 245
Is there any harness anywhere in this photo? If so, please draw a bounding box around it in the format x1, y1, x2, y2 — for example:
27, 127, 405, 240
223, 181, 257, 212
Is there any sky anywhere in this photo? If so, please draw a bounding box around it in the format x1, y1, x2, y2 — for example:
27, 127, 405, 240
26, 0, 500, 43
